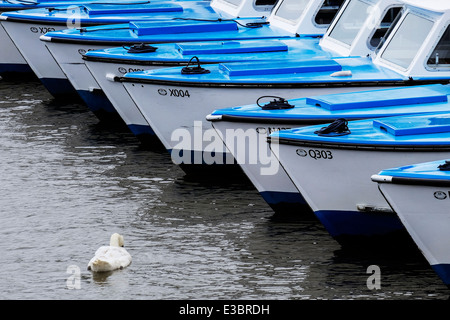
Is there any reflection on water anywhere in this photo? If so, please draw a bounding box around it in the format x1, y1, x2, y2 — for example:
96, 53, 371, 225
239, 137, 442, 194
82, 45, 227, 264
0, 79, 448, 300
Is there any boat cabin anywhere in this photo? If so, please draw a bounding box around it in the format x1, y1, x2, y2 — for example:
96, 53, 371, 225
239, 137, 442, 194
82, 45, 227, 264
373, 0, 450, 79
319, 0, 404, 57
267, 0, 345, 36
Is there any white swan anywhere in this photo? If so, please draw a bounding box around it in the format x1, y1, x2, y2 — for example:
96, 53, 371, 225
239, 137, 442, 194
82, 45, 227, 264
87, 233, 132, 272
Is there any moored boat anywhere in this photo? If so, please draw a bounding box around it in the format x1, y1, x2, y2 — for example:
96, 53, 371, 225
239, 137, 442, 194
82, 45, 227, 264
42, 0, 342, 126
0, 0, 230, 97
269, 111, 450, 246
118, 0, 450, 174
80, 0, 400, 141
372, 159, 450, 288
0, 0, 202, 12
0, 0, 204, 76
207, 84, 450, 214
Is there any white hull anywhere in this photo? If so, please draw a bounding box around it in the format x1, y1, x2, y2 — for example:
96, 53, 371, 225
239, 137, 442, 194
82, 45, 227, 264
0, 22, 28, 71
122, 83, 384, 165
44, 41, 107, 92
210, 119, 305, 210
273, 142, 450, 238
211, 120, 295, 192
84, 59, 161, 130
377, 182, 450, 269
1, 20, 67, 82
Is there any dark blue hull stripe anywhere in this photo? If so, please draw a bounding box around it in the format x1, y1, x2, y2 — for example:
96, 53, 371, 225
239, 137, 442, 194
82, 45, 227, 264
76, 90, 117, 114
128, 124, 156, 137
39, 77, 77, 98
432, 263, 450, 286
0, 63, 32, 74
314, 209, 404, 238
259, 191, 308, 206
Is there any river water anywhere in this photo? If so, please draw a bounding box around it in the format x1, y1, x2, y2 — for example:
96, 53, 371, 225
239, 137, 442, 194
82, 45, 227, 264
0, 78, 448, 301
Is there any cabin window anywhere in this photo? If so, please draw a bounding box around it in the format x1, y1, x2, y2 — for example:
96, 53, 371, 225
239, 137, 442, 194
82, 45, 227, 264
427, 25, 450, 68
274, 0, 311, 23
381, 13, 434, 69
314, 0, 345, 26
369, 6, 403, 49
328, 0, 371, 46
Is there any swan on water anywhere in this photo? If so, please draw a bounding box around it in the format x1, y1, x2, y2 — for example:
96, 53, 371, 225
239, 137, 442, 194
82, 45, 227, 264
87, 233, 132, 272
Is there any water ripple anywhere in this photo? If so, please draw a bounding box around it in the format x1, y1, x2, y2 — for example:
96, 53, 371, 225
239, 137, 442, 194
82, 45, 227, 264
0, 79, 448, 300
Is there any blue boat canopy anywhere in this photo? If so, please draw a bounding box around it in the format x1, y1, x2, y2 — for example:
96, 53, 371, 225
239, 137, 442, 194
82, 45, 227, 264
306, 85, 449, 111
207, 85, 450, 121
218, 59, 342, 76
82, 2, 183, 16
129, 19, 237, 36
176, 40, 288, 55
375, 159, 450, 181
373, 115, 450, 136
270, 111, 450, 147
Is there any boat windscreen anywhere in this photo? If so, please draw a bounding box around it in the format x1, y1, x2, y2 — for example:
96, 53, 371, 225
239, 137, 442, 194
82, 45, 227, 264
381, 12, 434, 69
370, 6, 403, 49
427, 24, 450, 69
314, 0, 345, 26
328, 0, 371, 46
273, 0, 310, 23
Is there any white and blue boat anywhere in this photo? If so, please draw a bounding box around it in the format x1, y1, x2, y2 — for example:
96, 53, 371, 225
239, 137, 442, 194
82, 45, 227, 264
0, 0, 241, 97
207, 84, 450, 215
118, 0, 450, 174
269, 111, 450, 245
0, 0, 120, 12
0, 0, 69, 75
372, 159, 450, 288
80, 0, 399, 140
0, 0, 206, 76
0, 0, 205, 12
41, 0, 340, 125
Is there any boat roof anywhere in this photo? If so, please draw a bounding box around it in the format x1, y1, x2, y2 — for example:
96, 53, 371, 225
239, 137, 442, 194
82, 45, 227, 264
207, 84, 450, 123
120, 57, 409, 84
270, 111, 450, 147
40, 17, 296, 43
0, 1, 225, 25
83, 38, 326, 63
0, 0, 278, 17
79, 0, 400, 63
119, 0, 450, 85
400, 0, 450, 13
40, 0, 346, 43
373, 159, 450, 181
0, 0, 112, 11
